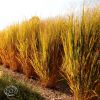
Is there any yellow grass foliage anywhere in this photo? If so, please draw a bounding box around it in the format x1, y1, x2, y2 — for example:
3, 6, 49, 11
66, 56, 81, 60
0, 5, 99, 99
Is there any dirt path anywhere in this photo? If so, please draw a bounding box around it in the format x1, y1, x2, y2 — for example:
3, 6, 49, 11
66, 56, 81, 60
0, 65, 73, 100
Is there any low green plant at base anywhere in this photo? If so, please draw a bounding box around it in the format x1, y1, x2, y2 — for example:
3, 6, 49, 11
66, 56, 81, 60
0, 75, 45, 100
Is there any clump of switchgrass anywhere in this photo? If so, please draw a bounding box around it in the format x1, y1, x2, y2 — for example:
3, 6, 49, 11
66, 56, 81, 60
16, 19, 37, 77
45, 18, 66, 87
30, 18, 65, 87
30, 19, 49, 82
61, 6, 100, 100
0, 30, 9, 67
0, 25, 20, 71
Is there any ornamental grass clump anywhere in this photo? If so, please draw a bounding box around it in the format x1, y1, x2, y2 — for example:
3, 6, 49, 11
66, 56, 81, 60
16, 20, 34, 77
30, 18, 66, 87
0, 31, 10, 67
61, 6, 100, 100
0, 25, 20, 71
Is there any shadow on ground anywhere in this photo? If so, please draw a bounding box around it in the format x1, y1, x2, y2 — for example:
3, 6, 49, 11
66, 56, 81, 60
54, 79, 73, 96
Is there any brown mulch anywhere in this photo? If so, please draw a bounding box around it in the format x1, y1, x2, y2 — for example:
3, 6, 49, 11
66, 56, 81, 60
0, 65, 74, 100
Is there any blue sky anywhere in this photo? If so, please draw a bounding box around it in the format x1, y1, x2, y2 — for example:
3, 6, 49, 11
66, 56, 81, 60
0, 0, 99, 30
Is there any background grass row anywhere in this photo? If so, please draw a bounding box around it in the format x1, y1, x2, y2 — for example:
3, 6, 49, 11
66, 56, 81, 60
0, 5, 100, 100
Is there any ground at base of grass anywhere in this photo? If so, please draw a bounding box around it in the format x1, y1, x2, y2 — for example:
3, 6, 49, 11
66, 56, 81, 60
0, 65, 73, 100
